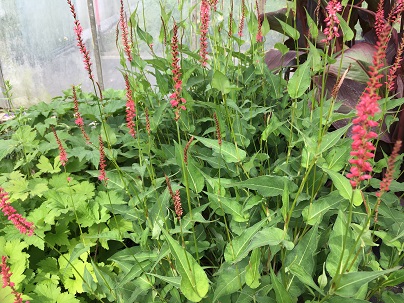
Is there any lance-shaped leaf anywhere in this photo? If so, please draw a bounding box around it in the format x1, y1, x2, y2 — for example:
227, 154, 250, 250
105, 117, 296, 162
161, 228, 209, 302
194, 136, 246, 163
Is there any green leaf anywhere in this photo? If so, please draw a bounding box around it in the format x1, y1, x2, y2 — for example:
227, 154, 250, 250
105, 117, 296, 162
224, 220, 266, 263
305, 9, 318, 39
245, 248, 261, 288
302, 191, 346, 225
319, 125, 350, 154
322, 168, 352, 200
235, 176, 296, 197
270, 269, 294, 303
137, 25, 153, 45
325, 297, 369, 303
276, 18, 300, 40
335, 267, 400, 297
287, 60, 311, 99
232, 226, 293, 263
0, 140, 16, 161
148, 273, 181, 288
337, 14, 354, 42
326, 210, 360, 277
161, 228, 209, 302
207, 193, 249, 222
194, 136, 246, 163
213, 262, 246, 301
212, 70, 232, 95
101, 123, 117, 146
287, 263, 325, 295
37, 155, 61, 174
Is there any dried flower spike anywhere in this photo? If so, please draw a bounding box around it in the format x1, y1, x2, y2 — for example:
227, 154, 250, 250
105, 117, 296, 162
52, 127, 68, 167
256, 0, 263, 42
119, 0, 133, 62
164, 175, 183, 219
124, 74, 136, 137
170, 21, 186, 121
67, 0, 94, 80
0, 188, 34, 236
1, 256, 30, 303
238, 0, 246, 37
184, 136, 195, 165
98, 136, 108, 183
374, 140, 402, 222
213, 113, 222, 146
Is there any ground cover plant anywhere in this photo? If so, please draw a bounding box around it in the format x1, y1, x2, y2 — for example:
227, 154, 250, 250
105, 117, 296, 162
0, 0, 403, 302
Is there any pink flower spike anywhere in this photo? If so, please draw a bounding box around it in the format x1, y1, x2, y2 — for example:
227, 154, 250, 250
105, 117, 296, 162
347, 24, 391, 188
321, 0, 342, 43
0, 189, 34, 236
119, 0, 133, 62
199, 0, 210, 67
1, 256, 30, 303
67, 0, 94, 80
124, 74, 136, 137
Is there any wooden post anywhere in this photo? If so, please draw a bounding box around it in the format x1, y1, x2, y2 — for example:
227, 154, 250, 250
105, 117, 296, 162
87, 0, 104, 91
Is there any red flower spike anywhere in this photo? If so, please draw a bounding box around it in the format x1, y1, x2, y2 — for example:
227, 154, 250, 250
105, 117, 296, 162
0, 189, 34, 236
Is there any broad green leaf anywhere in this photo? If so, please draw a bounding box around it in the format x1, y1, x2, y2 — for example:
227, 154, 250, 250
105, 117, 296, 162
382, 269, 404, 287
326, 210, 360, 277
212, 70, 232, 95
382, 291, 404, 303
325, 297, 369, 303
305, 9, 318, 39
101, 123, 117, 146
213, 262, 246, 301
194, 136, 246, 163
276, 18, 300, 40
287, 60, 311, 99
235, 175, 296, 197
37, 155, 61, 174
337, 14, 354, 42
161, 228, 209, 302
335, 267, 400, 297
302, 191, 346, 225
224, 220, 266, 262
319, 125, 350, 154
270, 269, 294, 303
207, 193, 249, 222
245, 248, 261, 288
287, 263, 325, 295
147, 273, 181, 288
285, 224, 318, 277
322, 168, 352, 200
233, 226, 293, 263
137, 25, 153, 45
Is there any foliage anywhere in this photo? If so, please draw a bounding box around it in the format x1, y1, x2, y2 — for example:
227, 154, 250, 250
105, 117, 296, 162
0, 0, 403, 302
